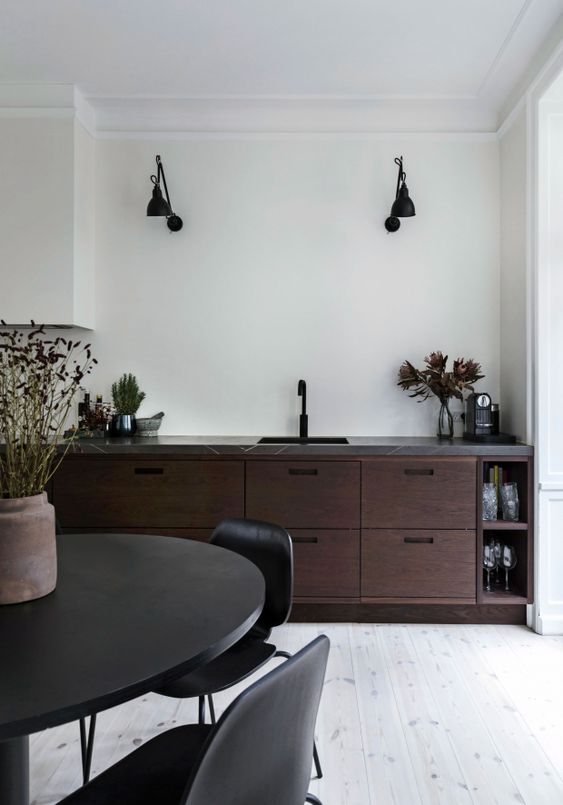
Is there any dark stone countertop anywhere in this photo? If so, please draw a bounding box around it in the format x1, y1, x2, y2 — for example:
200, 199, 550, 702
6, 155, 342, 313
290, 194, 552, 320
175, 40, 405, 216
65, 435, 533, 457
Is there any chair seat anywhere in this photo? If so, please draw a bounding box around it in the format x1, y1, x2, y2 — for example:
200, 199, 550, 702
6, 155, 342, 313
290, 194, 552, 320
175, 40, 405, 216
155, 637, 277, 698
59, 724, 213, 805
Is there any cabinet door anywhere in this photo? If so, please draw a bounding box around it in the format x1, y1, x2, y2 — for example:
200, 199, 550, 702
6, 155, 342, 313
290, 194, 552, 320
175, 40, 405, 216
246, 461, 360, 528
53, 459, 244, 528
291, 529, 359, 598
361, 529, 476, 599
362, 458, 476, 529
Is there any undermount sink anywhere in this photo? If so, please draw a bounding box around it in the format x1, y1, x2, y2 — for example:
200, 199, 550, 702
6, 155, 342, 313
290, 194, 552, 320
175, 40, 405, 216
257, 436, 349, 444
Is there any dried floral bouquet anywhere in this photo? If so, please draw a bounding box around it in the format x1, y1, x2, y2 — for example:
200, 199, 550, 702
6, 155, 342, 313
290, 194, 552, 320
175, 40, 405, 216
0, 323, 97, 498
397, 351, 484, 438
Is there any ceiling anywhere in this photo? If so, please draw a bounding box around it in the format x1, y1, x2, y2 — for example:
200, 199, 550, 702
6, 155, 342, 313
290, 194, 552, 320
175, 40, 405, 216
1, 0, 562, 132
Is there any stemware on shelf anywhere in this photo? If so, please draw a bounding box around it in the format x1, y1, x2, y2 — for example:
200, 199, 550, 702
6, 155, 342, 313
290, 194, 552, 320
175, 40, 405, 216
501, 544, 518, 592
492, 539, 503, 585
482, 543, 496, 592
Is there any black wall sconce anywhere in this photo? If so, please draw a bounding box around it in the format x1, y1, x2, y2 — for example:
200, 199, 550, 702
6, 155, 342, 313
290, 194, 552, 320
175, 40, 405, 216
384, 156, 415, 233
147, 155, 183, 232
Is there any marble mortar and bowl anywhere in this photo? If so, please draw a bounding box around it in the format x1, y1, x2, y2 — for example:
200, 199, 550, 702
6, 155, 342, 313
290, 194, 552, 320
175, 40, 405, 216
134, 412, 164, 437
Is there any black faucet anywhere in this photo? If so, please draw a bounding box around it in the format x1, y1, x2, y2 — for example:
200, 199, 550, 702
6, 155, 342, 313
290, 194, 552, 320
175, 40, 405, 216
298, 379, 308, 438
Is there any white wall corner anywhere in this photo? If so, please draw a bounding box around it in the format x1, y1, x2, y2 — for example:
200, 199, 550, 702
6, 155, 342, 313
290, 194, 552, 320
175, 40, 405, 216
73, 88, 97, 137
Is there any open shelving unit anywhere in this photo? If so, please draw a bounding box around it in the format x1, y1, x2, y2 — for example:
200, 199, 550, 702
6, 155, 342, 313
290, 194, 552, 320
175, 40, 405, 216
477, 456, 533, 606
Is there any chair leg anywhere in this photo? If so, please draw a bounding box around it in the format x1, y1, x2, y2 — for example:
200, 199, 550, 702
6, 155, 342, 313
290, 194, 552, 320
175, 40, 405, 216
198, 696, 206, 725
207, 694, 216, 724
306, 795, 323, 805
275, 650, 323, 779
312, 740, 323, 779
79, 714, 97, 785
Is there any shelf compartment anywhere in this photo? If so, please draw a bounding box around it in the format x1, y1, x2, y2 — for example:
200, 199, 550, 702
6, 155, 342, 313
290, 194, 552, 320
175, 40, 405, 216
482, 521, 528, 531
480, 590, 528, 605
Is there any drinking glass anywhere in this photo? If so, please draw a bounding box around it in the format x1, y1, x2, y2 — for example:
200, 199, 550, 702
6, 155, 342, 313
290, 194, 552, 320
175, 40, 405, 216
482, 483, 498, 521
501, 544, 518, 592
482, 543, 496, 592
501, 482, 519, 522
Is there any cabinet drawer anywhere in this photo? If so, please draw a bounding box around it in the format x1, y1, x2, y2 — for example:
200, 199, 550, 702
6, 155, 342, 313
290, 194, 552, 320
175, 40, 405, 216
246, 461, 360, 528
53, 460, 244, 528
361, 529, 476, 599
292, 529, 359, 598
362, 458, 476, 529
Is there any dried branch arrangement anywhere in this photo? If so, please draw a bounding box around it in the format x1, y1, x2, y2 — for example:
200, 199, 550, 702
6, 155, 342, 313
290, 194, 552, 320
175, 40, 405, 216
398, 351, 484, 402
0, 323, 97, 498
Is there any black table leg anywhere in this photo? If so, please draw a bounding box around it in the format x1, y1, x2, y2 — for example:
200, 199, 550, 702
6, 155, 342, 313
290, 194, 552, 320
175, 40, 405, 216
0, 736, 29, 805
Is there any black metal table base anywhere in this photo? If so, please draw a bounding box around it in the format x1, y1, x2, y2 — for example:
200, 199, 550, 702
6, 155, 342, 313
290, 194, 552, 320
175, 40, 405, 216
0, 736, 29, 805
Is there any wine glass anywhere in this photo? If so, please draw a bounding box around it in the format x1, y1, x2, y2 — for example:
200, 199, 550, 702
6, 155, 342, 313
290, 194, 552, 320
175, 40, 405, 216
492, 539, 503, 585
483, 543, 496, 592
501, 544, 518, 592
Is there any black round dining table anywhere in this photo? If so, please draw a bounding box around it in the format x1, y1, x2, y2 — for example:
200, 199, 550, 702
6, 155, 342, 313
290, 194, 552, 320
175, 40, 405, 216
0, 532, 265, 805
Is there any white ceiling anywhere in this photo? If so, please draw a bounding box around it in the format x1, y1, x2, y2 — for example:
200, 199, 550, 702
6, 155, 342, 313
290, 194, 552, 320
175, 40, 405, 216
1, 0, 562, 132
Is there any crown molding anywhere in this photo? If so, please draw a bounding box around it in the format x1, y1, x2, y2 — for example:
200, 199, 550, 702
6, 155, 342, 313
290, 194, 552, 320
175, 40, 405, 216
86, 95, 498, 137
0, 83, 501, 138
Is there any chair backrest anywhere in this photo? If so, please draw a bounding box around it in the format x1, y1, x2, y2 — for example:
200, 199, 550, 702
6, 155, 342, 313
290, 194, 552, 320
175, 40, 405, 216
181, 635, 330, 805
211, 518, 293, 635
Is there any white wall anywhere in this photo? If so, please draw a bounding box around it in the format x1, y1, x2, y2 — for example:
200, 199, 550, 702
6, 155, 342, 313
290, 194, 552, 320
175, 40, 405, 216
499, 108, 529, 441
77, 135, 500, 436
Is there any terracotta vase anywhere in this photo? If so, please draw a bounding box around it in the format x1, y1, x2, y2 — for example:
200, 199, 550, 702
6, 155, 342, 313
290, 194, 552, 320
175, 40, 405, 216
0, 492, 57, 605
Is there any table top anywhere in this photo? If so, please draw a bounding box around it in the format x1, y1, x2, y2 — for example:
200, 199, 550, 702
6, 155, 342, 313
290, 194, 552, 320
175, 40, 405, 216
0, 533, 265, 741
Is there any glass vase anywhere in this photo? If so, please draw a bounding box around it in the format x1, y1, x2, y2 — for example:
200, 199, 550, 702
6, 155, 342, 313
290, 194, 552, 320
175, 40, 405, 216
437, 398, 454, 439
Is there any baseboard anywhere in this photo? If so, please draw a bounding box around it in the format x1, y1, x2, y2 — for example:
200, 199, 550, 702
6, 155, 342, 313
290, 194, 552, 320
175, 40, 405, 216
290, 603, 527, 624
535, 612, 563, 635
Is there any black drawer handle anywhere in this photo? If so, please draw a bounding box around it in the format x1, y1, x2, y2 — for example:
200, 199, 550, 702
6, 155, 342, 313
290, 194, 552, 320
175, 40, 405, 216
134, 467, 164, 475
404, 468, 434, 476
292, 536, 319, 544
404, 536, 434, 544
288, 468, 318, 476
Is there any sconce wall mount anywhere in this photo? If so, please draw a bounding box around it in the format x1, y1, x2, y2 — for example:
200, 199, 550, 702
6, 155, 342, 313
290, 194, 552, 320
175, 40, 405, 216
384, 155, 415, 233
147, 155, 183, 232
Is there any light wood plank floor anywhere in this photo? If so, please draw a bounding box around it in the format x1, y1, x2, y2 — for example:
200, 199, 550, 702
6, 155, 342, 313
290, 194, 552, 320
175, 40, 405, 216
30, 624, 563, 805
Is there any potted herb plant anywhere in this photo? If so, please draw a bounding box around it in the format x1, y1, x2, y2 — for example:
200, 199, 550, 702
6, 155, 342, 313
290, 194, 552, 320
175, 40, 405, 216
397, 351, 484, 439
0, 323, 97, 604
111, 373, 146, 436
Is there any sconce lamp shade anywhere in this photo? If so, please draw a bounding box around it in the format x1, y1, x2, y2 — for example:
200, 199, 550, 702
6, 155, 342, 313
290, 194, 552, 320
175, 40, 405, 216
147, 155, 183, 232
384, 155, 415, 232
147, 184, 172, 217
390, 182, 415, 218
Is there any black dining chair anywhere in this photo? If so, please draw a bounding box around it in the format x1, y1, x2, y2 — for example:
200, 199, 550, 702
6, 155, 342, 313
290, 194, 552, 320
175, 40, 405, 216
78, 518, 323, 783
60, 635, 329, 805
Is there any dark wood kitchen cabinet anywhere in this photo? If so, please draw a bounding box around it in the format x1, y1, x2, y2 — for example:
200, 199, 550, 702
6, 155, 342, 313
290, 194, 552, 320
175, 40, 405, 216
361, 529, 476, 600
53, 458, 244, 530
246, 460, 360, 528
51, 448, 533, 623
362, 457, 476, 529
361, 457, 477, 603
246, 460, 361, 598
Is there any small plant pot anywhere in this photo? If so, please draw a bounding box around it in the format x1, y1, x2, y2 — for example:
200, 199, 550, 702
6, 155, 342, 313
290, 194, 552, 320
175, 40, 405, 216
111, 414, 137, 437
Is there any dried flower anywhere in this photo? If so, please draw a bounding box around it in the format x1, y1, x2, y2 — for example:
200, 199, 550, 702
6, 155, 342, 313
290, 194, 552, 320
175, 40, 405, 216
397, 351, 484, 403
0, 323, 97, 498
